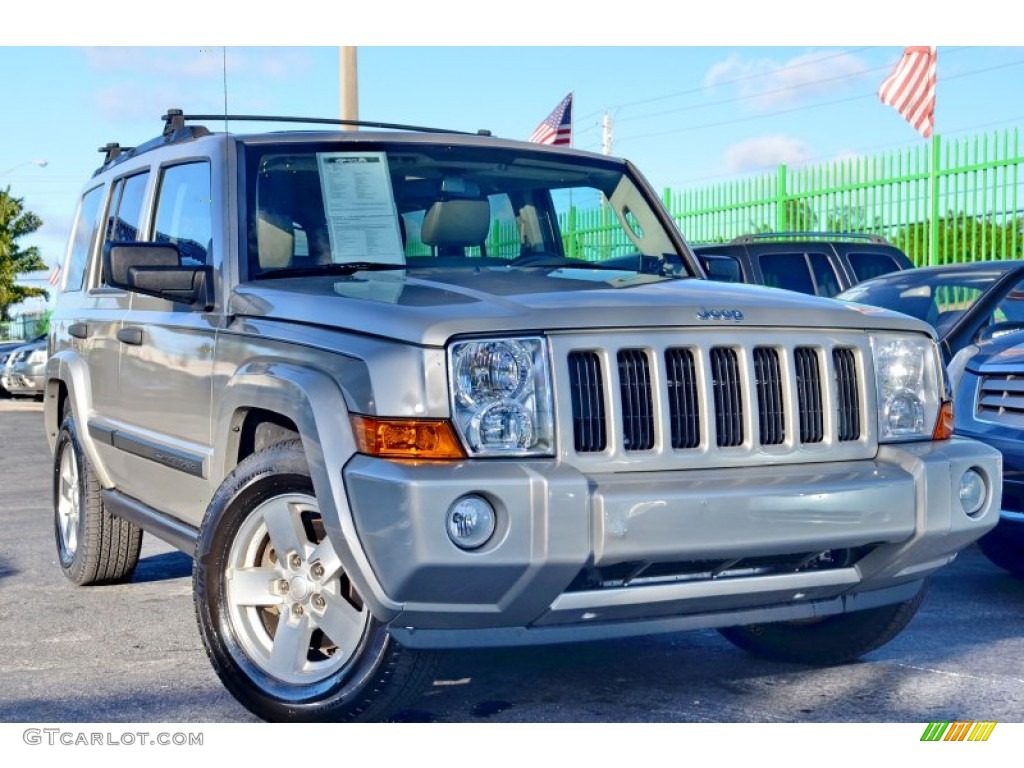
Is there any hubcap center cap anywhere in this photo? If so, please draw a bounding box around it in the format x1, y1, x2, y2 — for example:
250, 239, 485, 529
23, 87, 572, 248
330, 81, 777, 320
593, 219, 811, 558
288, 576, 312, 601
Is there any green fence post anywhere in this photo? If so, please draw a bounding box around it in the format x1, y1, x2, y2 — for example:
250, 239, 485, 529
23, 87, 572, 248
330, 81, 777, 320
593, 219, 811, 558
930, 134, 941, 266
776, 164, 788, 232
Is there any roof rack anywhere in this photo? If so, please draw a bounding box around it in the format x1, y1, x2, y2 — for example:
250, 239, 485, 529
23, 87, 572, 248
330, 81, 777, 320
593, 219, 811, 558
161, 108, 492, 137
97, 142, 135, 165
730, 232, 890, 245
95, 109, 497, 177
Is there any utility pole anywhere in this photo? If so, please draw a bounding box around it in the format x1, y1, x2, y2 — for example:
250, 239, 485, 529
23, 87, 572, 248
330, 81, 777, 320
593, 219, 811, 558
340, 46, 358, 129
601, 112, 613, 156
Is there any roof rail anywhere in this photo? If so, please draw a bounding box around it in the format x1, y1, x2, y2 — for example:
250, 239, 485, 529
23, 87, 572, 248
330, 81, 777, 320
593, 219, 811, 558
160, 109, 492, 137
730, 232, 890, 245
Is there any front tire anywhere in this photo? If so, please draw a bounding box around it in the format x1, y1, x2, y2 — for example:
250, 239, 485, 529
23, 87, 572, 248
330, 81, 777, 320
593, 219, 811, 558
193, 440, 438, 722
718, 582, 928, 665
53, 413, 142, 585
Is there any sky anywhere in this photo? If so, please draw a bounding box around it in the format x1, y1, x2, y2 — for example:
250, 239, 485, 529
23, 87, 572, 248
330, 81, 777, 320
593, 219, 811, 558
1, 3, 1022, 317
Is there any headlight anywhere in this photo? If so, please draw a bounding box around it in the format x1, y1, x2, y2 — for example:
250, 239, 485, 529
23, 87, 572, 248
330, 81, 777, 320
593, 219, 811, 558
449, 337, 554, 456
870, 333, 944, 442
27, 349, 47, 364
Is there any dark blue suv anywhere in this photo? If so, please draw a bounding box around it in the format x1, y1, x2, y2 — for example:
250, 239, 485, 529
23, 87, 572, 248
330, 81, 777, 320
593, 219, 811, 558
955, 332, 1024, 576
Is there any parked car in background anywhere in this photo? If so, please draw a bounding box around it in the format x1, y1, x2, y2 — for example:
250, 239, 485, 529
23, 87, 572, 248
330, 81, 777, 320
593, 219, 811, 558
953, 331, 1024, 576
0, 340, 31, 396
836, 261, 1024, 372
692, 233, 914, 297
1, 337, 48, 399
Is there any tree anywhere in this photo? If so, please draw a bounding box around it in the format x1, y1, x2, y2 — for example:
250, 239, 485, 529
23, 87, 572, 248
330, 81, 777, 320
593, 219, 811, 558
894, 211, 1024, 266
0, 186, 48, 321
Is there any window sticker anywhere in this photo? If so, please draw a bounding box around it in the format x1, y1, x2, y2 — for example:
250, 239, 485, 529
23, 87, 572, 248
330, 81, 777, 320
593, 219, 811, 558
316, 152, 405, 265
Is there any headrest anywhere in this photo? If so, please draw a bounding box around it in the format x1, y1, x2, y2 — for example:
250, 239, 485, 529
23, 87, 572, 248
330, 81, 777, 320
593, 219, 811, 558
420, 198, 490, 247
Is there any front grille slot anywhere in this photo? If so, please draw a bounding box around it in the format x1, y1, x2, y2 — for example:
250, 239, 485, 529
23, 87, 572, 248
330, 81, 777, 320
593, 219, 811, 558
618, 349, 654, 451
754, 347, 785, 445
833, 347, 861, 441
795, 347, 824, 444
978, 374, 1024, 417
665, 348, 700, 449
710, 348, 744, 447
568, 351, 606, 452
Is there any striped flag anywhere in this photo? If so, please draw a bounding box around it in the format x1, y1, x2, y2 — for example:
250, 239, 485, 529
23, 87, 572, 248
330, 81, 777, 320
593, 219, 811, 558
529, 93, 573, 146
878, 46, 937, 139
47, 265, 61, 287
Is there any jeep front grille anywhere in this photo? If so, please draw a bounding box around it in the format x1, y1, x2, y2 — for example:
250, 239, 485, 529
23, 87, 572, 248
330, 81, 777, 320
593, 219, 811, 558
560, 333, 868, 468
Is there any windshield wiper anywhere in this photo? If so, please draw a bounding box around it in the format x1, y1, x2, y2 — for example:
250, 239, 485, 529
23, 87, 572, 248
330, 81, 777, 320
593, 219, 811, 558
254, 262, 409, 280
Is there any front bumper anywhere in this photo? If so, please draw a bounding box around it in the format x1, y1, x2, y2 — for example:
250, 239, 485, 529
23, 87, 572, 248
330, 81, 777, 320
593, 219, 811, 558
343, 438, 1001, 647
4, 368, 44, 395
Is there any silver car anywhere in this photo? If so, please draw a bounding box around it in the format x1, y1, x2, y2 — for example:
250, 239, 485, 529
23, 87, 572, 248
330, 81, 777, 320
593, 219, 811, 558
2, 338, 47, 399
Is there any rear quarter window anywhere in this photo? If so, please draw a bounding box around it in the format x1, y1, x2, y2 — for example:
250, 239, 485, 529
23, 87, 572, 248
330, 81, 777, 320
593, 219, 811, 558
849, 251, 903, 282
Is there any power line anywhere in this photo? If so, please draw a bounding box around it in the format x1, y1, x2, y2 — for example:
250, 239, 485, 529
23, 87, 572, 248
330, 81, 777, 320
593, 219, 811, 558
576, 46, 878, 123
617, 57, 1024, 146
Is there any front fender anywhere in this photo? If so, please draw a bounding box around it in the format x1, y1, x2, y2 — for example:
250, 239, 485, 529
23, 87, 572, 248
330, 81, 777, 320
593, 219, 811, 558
212, 361, 402, 621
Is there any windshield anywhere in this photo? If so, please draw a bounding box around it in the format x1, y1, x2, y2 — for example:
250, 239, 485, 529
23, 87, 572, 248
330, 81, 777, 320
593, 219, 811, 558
244, 142, 690, 280
837, 268, 1019, 333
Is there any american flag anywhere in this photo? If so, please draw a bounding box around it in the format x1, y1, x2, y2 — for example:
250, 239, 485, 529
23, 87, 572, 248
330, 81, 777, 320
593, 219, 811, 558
47, 265, 61, 287
529, 93, 573, 146
878, 47, 937, 139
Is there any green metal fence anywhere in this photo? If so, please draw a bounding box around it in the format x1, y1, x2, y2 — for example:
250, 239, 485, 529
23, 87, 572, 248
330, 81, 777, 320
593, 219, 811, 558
0, 313, 47, 342
663, 128, 1023, 267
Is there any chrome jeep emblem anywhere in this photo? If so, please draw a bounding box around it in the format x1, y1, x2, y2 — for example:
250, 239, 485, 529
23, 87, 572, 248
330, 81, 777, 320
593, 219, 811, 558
696, 308, 744, 322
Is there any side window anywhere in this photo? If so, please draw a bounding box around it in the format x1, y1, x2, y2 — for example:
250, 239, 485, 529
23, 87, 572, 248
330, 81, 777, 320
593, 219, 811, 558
759, 253, 815, 294
62, 185, 104, 293
153, 162, 212, 266
849, 251, 901, 282
808, 252, 840, 297
105, 172, 150, 243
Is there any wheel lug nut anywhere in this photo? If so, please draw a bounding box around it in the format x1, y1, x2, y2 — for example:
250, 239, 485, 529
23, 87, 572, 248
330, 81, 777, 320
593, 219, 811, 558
278, 579, 290, 593
312, 594, 326, 610
292, 603, 304, 617
311, 563, 325, 579
289, 553, 302, 569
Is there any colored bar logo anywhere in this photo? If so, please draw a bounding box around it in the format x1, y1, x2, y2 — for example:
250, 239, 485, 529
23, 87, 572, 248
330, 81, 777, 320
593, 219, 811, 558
921, 721, 997, 741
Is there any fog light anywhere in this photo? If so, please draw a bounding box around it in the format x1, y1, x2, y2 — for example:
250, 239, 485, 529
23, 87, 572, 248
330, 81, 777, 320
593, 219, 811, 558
959, 469, 986, 517
446, 495, 496, 550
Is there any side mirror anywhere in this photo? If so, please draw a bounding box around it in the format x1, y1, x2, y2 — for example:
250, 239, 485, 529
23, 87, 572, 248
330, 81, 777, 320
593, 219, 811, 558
976, 321, 1024, 344
103, 242, 213, 310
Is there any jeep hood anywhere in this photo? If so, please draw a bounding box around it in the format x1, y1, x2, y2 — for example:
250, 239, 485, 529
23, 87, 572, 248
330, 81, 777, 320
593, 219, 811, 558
230, 269, 933, 346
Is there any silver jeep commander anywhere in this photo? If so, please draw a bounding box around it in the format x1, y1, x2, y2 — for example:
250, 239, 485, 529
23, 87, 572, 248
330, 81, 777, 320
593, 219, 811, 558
45, 110, 1002, 722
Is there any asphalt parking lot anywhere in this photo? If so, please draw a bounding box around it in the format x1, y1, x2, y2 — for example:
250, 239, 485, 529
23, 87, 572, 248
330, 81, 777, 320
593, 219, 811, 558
1, 397, 1022, 723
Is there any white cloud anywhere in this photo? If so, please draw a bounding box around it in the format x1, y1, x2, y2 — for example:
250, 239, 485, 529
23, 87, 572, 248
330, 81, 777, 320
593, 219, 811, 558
705, 50, 869, 111
725, 135, 810, 173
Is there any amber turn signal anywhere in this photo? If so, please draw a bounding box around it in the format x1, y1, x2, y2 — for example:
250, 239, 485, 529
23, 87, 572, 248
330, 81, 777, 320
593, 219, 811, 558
933, 400, 954, 440
352, 415, 466, 459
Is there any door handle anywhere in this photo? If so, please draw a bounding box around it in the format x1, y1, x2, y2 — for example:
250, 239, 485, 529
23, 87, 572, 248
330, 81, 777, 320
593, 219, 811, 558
68, 323, 89, 339
117, 327, 144, 346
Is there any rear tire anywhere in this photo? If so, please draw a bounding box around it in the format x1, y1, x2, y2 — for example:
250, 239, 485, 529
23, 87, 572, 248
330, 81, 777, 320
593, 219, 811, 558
193, 440, 440, 722
718, 581, 928, 665
53, 413, 142, 585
